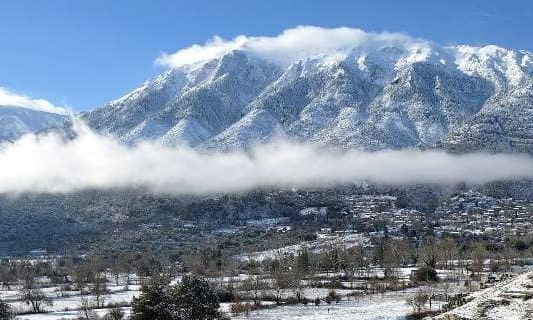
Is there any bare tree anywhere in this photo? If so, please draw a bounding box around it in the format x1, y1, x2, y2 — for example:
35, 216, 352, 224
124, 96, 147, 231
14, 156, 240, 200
18, 286, 52, 313
270, 253, 296, 304
419, 237, 440, 269
91, 275, 109, 308
470, 242, 487, 280
346, 245, 366, 287
0, 263, 16, 290
438, 237, 458, 269
78, 297, 98, 320
105, 307, 125, 320
241, 275, 269, 306
406, 291, 428, 315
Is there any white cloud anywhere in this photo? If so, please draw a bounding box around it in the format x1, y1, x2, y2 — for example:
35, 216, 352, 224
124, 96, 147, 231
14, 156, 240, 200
0, 122, 532, 195
156, 26, 432, 68
0, 87, 67, 115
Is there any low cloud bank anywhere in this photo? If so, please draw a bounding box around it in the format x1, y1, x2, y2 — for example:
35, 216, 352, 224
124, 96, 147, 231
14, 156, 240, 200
157, 26, 431, 68
1, 123, 532, 195
0, 87, 67, 115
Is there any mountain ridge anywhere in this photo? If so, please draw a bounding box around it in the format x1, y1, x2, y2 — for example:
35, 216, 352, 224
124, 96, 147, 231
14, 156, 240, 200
77, 38, 533, 152
0, 105, 66, 142
4, 30, 530, 153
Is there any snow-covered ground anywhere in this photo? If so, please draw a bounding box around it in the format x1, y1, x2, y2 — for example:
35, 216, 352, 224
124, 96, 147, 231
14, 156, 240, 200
433, 271, 533, 320
7, 284, 141, 319
7, 268, 528, 319
237, 232, 368, 262
17, 307, 132, 320
233, 292, 413, 320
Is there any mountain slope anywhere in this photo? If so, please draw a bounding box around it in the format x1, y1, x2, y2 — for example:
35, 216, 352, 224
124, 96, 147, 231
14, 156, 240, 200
0, 106, 66, 142
434, 271, 533, 320
82, 51, 281, 146
80, 39, 533, 152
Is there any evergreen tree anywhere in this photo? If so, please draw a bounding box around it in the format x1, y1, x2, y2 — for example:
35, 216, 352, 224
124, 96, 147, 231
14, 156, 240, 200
171, 276, 225, 320
132, 276, 226, 320
131, 281, 175, 320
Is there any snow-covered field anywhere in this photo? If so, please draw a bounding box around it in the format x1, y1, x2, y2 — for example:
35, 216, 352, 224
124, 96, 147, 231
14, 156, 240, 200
6, 267, 529, 319
6, 284, 141, 320
9, 285, 413, 319
17, 307, 132, 320
433, 271, 533, 320
237, 232, 368, 262
233, 292, 413, 320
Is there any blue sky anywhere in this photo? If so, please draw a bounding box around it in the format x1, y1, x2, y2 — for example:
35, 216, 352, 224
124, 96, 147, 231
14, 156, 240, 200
1, 0, 532, 111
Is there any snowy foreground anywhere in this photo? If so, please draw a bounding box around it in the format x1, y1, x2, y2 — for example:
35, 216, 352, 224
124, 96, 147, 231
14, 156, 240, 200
7, 269, 532, 319
233, 291, 413, 320
16, 307, 132, 320
433, 271, 533, 320
10, 284, 139, 320
10, 288, 414, 320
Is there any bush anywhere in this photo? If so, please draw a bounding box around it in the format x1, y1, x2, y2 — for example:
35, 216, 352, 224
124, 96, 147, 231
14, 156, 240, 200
410, 266, 439, 283
325, 290, 340, 304
0, 300, 13, 320
215, 287, 235, 303
406, 291, 428, 315
326, 279, 342, 289
283, 296, 301, 305
230, 302, 253, 315
329, 290, 341, 303
59, 284, 73, 293
103, 307, 125, 320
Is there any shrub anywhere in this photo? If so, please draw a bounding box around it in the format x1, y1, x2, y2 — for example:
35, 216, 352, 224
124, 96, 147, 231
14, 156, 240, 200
104, 307, 125, 320
230, 302, 253, 315
327, 279, 342, 289
410, 266, 439, 284
215, 287, 235, 303
325, 290, 341, 304
0, 300, 13, 320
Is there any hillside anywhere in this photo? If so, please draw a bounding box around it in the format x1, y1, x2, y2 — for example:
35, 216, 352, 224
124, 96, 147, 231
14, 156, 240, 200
79, 34, 533, 152
434, 272, 533, 320
0, 105, 65, 142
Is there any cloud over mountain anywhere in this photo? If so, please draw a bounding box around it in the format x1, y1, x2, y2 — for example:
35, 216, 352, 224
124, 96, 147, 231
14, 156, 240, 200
1, 122, 533, 195
81, 26, 532, 154
156, 26, 432, 68
0, 87, 67, 115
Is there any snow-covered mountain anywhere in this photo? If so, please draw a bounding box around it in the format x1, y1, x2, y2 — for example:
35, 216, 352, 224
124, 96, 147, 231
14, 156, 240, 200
0, 105, 66, 142
80, 34, 533, 152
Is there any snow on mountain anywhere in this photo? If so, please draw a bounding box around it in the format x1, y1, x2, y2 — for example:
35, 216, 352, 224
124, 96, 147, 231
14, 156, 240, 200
83, 50, 281, 147
80, 27, 533, 152
0, 105, 66, 142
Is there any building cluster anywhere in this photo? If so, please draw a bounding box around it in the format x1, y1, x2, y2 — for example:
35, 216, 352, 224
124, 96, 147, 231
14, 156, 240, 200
302, 191, 533, 242
347, 195, 427, 235
433, 191, 532, 239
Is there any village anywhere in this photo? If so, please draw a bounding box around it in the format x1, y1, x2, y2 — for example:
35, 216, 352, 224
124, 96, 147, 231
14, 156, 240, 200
292, 190, 533, 244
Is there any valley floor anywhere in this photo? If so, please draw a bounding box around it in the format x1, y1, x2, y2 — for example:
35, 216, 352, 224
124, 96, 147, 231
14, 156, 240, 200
232, 291, 414, 320
13, 291, 414, 320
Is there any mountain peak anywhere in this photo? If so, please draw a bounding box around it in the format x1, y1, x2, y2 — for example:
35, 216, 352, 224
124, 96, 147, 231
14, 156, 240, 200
62, 28, 532, 153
